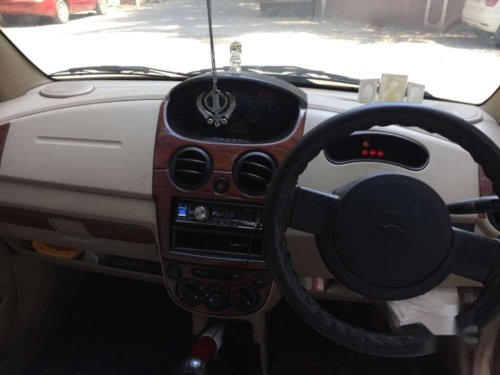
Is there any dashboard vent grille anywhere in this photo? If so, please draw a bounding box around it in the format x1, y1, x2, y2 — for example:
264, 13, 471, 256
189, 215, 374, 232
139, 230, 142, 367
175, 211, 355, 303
233, 152, 277, 196
169, 147, 212, 190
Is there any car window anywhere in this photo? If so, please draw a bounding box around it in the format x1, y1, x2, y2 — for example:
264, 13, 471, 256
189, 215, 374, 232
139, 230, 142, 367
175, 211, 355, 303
0, 0, 499, 103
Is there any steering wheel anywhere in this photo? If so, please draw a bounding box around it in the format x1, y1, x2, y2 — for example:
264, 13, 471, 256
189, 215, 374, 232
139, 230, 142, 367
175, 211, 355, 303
263, 103, 500, 357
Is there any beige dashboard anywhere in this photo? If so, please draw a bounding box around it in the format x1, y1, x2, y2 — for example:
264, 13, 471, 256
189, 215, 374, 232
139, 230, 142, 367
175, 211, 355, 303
0, 79, 497, 292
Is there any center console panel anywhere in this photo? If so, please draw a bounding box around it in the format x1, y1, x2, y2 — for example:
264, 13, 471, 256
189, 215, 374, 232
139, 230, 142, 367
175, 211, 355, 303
164, 262, 272, 315
153, 74, 307, 316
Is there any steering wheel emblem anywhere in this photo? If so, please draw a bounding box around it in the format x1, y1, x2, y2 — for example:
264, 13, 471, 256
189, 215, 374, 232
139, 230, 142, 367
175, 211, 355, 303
197, 88, 236, 128
370, 210, 413, 252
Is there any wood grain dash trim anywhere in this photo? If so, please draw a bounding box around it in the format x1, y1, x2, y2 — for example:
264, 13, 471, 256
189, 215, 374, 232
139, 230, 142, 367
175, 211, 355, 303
0, 205, 53, 230
0, 205, 155, 244
153, 103, 306, 262
83, 220, 155, 244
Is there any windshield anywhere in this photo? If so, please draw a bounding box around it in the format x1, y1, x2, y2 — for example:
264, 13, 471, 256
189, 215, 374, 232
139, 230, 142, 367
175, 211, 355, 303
1, 0, 499, 103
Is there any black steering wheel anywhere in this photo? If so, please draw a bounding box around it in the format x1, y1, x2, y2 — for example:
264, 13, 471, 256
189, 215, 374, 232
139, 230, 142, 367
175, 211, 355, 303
263, 103, 500, 357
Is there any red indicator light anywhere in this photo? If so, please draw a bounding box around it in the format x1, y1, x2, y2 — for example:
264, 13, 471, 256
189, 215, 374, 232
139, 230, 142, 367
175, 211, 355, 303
369, 150, 377, 157
377, 150, 385, 157
362, 149, 369, 156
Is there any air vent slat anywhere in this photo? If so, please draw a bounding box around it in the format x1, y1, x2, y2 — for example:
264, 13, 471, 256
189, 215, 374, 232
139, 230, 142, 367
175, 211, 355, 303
233, 152, 277, 196
241, 161, 274, 174
174, 169, 205, 176
170, 147, 212, 190
239, 172, 269, 184
176, 158, 207, 165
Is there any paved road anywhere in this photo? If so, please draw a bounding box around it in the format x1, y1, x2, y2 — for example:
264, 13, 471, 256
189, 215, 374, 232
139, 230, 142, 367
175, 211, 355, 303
2, 1, 499, 102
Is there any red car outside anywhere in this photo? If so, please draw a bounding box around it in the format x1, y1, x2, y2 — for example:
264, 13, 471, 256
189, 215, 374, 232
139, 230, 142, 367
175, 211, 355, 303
0, 0, 108, 24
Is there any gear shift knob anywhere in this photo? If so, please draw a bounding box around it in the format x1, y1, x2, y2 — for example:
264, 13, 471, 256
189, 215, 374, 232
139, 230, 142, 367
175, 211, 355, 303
176, 357, 207, 375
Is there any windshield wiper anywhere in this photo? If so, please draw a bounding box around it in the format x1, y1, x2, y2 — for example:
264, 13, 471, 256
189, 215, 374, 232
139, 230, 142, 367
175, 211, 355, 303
187, 66, 436, 98
245, 65, 360, 86
250, 66, 436, 98
188, 65, 360, 87
51, 65, 191, 79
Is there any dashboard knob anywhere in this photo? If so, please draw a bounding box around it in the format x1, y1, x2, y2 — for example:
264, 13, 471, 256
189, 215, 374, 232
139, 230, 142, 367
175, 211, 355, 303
204, 287, 229, 311
193, 205, 209, 222
230, 286, 259, 312
176, 279, 202, 306
252, 273, 270, 289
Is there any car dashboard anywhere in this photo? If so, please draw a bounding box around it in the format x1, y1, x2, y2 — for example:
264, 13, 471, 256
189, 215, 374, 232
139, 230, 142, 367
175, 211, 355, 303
0, 75, 498, 318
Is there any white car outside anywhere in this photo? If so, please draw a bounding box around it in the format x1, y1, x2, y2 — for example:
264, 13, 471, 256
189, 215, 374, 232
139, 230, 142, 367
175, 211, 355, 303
462, 0, 500, 42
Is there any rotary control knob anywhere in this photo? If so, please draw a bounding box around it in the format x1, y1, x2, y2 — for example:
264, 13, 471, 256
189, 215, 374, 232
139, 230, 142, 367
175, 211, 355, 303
176, 279, 202, 306
252, 273, 270, 289
193, 205, 209, 222
230, 286, 259, 312
204, 287, 229, 311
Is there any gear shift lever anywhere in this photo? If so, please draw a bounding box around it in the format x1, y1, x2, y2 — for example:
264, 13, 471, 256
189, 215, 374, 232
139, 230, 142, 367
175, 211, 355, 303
176, 322, 226, 375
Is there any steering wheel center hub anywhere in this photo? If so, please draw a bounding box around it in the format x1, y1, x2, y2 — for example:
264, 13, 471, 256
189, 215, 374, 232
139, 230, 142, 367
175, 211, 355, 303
325, 174, 453, 298
370, 209, 414, 253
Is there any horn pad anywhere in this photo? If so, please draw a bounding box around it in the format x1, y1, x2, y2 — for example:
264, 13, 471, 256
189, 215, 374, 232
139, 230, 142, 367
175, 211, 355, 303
325, 174, 453, 299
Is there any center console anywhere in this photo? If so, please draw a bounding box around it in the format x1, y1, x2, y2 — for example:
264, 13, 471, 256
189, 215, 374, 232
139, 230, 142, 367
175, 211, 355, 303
153, 73, 307, 316
167, 199, 268, 315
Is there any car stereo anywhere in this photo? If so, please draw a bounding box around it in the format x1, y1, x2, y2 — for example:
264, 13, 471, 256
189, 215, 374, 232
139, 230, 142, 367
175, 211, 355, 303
171, 199, 264, 261
174, 199, 263, 231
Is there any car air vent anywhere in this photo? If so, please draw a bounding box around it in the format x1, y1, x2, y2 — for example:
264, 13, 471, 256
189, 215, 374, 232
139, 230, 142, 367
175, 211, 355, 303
233, 152, 277, 196
169, 147, 212, 190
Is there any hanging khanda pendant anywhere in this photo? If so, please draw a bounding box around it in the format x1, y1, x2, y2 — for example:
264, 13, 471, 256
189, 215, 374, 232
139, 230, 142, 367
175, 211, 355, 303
197, 87, 236, 128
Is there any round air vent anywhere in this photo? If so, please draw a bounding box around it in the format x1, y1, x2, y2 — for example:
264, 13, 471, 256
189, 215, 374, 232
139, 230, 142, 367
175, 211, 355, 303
169, 147, 212, 190
233, 152, 277, 196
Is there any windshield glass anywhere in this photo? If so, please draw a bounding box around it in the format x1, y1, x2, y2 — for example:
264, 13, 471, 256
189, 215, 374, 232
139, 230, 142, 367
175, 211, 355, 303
1, 0, 499, 103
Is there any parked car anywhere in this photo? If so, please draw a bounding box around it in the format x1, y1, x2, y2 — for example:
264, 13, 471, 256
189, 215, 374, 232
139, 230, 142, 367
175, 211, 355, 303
462, 0, 500, 44
259, 0, 315, 17
0, 0, 108, 25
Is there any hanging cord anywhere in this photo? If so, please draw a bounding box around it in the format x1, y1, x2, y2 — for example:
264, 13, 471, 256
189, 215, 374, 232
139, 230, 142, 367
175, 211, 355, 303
206, 0, 218, 90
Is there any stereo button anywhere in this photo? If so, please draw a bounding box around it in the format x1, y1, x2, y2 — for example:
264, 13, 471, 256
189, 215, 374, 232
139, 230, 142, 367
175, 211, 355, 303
193, 206, 209, 222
